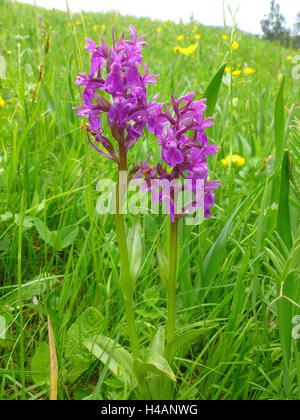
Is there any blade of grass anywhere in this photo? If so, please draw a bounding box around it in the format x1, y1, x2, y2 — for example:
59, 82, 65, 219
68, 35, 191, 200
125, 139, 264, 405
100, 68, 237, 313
48, 316, 58, 401
278, 151, 292, 249
277, 150, 293, 397
202, 199, 245, 287
17, 192, 25, 400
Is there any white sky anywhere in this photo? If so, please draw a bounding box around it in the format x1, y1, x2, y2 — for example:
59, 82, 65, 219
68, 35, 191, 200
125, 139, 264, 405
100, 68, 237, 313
14, 0, 298, 34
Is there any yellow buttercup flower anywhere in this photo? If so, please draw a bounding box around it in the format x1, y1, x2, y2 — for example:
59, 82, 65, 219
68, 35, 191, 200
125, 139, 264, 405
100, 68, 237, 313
194, 34, 201, 40
239, 158, 246, 167
222, 34, 228, 41
157, 27, 162, 34
174, 43, 198, 56
101, 24, 106, 31
286, 55, 293, 61
232, 70, 242, 77
177, 35, 184, 41
225, 66, 232, 73
244, 67, 256, 75
192, 25, 198, 33
185, 44, 198, 55
221, 156, 230, 167
232, 155, 245, 166
222, 154, 245, 167
93, 24, 100, 31
231, 41, 239, 50
75, 20, 81, 25
0, 97, 5, 108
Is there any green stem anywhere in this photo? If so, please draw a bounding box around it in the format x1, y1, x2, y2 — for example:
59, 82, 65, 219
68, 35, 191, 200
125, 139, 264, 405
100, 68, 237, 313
115, 145, 141, 360
115, 211, 140, 359
18, 192, 25, 400
123, 295, 141, 358
166, 217, 179, 345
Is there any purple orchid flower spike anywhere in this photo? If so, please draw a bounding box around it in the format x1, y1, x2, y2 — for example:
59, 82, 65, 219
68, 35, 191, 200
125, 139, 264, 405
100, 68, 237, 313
133, 92, 221, 222
73, 25, 161, 166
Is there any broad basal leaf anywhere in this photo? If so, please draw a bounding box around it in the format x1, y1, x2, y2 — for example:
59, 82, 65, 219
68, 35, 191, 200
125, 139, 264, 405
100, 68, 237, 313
84, 334, 134, 380
33, 217, 79, 251
150, 326, 165, 355
64, 308, 105, 383
135, 353, 176, 383
31, 342, 50, 386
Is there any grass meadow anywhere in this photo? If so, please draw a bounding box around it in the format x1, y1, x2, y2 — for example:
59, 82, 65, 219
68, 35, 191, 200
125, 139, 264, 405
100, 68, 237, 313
0, 0, 300, 400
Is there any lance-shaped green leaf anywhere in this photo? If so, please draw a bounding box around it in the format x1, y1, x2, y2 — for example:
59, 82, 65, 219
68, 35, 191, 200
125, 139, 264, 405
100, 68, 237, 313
277, 151, 292, 249
275, 77, 286, 164
135, 353, 176, 382
157, 236, 169, 289
31, 342, 50, 386
150, 326, 165, 355
84, 334, 134, 379
0, 275, 58, 307
282, 234, 300, 281
127, 217, 142, 292
203, 63, 227, 117
59, 225, 79, 250
64, 307, 105, 383
33, 217, 52, 246
33, 217, 78, 251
